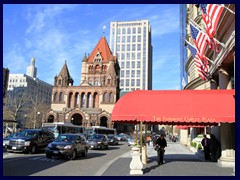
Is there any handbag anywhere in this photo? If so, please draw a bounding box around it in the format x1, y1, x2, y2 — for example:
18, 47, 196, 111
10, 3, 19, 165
154, 145, 160, 151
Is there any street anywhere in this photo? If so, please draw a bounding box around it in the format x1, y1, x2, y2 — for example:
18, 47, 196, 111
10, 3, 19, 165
3, 142, 130, 176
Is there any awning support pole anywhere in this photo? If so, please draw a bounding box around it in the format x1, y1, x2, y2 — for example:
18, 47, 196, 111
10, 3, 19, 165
140, 121, 142, 160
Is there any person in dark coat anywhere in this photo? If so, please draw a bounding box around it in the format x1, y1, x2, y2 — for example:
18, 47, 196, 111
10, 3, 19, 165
209, 134, 221, 162
201, 134, 210, 160
155, 134, 167, 165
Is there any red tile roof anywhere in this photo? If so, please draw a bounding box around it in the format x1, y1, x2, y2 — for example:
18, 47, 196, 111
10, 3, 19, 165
88, 36, 116, 62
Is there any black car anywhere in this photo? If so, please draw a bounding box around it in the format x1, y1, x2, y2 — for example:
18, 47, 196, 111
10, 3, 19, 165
45, 134, 89, 160
88, 134, 108, 150
6, 129, 55, 154
107, 134, 119, 145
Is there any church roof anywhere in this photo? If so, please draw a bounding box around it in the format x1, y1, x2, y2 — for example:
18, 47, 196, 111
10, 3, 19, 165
88, 36, 116, 62
58, 61, 71, 78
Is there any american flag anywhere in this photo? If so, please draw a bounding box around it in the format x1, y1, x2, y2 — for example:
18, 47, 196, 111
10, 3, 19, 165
190, 22, 219, 55
187, 42, 209, 81
200, 4, 224, 38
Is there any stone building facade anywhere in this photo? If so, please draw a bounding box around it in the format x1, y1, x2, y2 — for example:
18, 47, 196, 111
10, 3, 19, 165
46, 36, 120, 129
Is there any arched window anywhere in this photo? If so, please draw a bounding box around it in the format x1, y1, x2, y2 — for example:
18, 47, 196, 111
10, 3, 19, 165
138, 27, 141, 34
132, 27, 136, 34
81, 93, 86, 108
122, 28, 126, 34
59, 92, 64, 102
53, 92, 58, 102
58, 79, 61, 85
127, 27, 131, 34
109, 92, 114, 103
103, 92, 108, 102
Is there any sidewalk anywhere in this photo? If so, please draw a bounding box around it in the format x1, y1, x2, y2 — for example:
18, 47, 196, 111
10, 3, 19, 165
101, 142, 234, 176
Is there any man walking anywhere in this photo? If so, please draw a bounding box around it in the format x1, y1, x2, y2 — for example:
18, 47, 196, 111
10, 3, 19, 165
155, 134, 167, 165
201, 134, 210, 160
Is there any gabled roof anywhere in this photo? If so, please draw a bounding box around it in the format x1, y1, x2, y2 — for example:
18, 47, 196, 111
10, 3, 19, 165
88, 36, 116, 62
58, 61, 71, 78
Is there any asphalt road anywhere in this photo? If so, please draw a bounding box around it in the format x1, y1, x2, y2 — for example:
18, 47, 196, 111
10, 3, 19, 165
3, 141, 131, 176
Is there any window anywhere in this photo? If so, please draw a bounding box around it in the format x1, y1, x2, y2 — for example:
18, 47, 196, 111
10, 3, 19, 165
103, 92, 108, 102
131, 70, 135, 77
137, 70, 141, 77
122, 28, 126, 34
122, 36, 126, 43
137, 53, 141, 60
121, 70, 124, 77
59, 92, 64, 102
117, 28, 121, 35
54, 92, 58, 102
132, 27, 136, 34
126, 70, 130, 78
127, 44, 130, 51
117, 36, 121, 43
132, 36, 136, 42
132, 44, 136, 51
126, 62, 130, 68
127, 53, 130, 60
132, 62, 135, 68
131, 79, 135, 86
121, 53, 125, 60
117, 45, 120, 51
126, 79, 129, 86
137, 35, 141, 42
127, 27, 131, 34
122, 44, 125, 51
137, 44, 141, 51
132, 53, 136, 60
137, 79, 140, 86
127, 36, 131, 42
121, 61, 125, 68
109, 92, 114, 103
120, 79, 124, 86
138, 27, 141, 34
137, 61, 141, 68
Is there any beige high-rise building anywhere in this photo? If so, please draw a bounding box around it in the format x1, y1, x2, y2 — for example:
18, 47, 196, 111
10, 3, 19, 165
110, 20, 152, 96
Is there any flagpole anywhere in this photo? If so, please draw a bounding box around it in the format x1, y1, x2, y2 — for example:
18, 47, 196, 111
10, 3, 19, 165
185, 39, 214, 64
188, 18, 225, 48
221, 4, 235, 15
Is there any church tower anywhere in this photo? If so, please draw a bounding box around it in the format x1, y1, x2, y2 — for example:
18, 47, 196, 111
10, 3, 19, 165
54, 61, 74, 87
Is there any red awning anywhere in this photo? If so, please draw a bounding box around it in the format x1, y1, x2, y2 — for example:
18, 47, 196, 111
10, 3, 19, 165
111, 90, 235, 125
176, 125, 205, 129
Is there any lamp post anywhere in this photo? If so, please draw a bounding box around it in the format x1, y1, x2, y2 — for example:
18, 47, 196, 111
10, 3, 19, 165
71, 117, 74, 125
35, 111, 40, 129
24, 114, 27, 130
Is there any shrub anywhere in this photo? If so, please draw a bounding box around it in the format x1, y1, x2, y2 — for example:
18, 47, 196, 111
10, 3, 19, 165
193, 142, 197, 148
198, 143, 202, 150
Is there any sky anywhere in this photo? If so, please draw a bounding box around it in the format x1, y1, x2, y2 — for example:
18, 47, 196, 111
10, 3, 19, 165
3, 4, 180, 90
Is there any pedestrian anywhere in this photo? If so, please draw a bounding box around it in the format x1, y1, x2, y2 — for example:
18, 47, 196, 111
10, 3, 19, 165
201, 134, 210, 160
155, 134, 167, 165
209, 134, 221, 162
146, 135, 151, 146
152, 135, 157, 146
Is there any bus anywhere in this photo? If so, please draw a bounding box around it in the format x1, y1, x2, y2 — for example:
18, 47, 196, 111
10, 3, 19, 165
85, 126, 117, 135
42, 122, 86, 138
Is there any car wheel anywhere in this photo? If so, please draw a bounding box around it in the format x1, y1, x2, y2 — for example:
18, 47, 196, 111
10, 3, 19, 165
82, 148, 87, 157
30, 145, 37, 154
70, 149, 77, 160
46, 154, 52, 159
105, 145, 108, 150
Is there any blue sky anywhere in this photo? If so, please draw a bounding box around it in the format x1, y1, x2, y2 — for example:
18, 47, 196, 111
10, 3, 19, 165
3, 4, 180, 90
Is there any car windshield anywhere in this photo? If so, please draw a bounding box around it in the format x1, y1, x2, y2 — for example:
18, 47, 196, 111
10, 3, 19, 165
107, 135, 114, 139
89, 134, 103, 141
55, 135, 77, 142
42, 126, 56, 132
17, 130, 38, 138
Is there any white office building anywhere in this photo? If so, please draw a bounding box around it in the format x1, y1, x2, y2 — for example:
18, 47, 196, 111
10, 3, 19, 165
6, 58, 53, 128
110, 20, 152, 95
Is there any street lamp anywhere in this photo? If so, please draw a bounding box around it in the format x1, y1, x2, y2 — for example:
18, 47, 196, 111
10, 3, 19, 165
24, 114, 27, 130
71, 117, 74, 124
36, 112, 40, 129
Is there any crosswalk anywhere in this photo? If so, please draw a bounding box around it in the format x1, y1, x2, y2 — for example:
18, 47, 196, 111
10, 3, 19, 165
28, 156, 61, 162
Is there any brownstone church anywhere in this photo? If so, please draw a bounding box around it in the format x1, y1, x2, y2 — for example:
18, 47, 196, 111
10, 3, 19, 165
46, 36, 120, 129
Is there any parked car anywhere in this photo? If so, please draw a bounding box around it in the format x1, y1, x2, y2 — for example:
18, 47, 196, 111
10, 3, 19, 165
6, 129, 55, 154
107, 134, 119, 145
88, 134, 108, 150
45, 133, 89, 160
3, 133, 19, 148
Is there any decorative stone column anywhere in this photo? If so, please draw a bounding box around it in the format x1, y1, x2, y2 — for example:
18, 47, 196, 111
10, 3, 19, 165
210, 78, 218, 89
217, 66, 235, 167
130, 147, 143, 175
